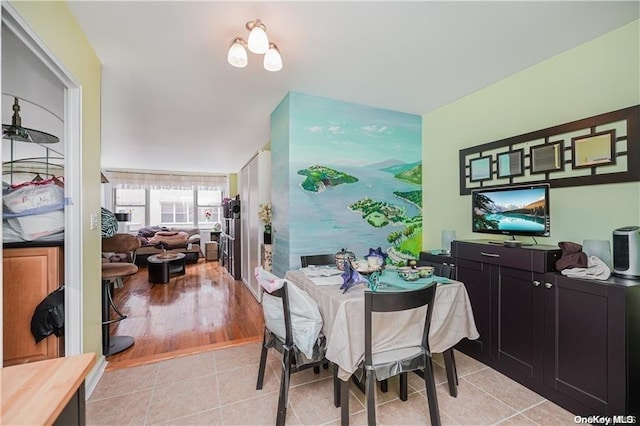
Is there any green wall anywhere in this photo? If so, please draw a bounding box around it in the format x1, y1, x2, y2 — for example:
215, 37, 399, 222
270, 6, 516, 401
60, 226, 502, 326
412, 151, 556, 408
423, 20, 640, 249
10, 1, 103, 357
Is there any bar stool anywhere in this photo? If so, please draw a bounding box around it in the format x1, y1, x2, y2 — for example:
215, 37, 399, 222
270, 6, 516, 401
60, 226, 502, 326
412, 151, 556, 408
101, 263, 137, 356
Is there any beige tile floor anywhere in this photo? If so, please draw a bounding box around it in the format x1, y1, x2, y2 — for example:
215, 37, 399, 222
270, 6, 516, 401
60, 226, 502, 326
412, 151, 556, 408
87, 342, 578, 425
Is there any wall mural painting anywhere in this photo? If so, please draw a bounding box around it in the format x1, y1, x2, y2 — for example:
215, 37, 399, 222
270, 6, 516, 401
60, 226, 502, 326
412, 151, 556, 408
289, 93, 422, 266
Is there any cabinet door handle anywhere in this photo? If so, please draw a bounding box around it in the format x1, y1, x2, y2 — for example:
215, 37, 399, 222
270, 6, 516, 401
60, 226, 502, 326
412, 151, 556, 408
544, 282, 553, 289
480, 252, 500, 258
533, 280, 541, 287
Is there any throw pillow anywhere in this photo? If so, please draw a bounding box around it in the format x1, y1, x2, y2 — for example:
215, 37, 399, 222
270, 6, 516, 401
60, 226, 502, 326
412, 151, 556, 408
101, 207, 118, 238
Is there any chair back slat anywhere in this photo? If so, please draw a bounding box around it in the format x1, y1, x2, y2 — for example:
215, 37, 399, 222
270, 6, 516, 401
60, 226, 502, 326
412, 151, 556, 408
417, 260, 455, 279
364, 284, 437, 365
300, 254, 335, 267
441, 264, 454, 279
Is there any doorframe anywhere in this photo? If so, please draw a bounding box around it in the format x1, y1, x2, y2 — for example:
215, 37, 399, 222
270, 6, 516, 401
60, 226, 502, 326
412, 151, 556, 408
1, 3, 84, 359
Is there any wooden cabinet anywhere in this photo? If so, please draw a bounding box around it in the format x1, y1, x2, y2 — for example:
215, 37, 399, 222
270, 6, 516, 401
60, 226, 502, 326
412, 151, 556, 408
542, 274, 638, 416
448, 240, 640, 416
3, 246, 64, 366
453, 257, 492, 363
491, 266, 545, 381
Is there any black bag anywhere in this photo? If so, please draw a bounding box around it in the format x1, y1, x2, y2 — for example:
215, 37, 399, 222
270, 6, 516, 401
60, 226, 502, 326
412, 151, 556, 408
31, 285, 65, 343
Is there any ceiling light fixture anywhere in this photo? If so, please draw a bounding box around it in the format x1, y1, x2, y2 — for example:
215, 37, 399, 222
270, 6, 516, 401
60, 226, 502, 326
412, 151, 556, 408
2, 97, 59, 144
227, 19, 282, 71
227, 38, 248, 68
246, 19, 269, 54
263, 43, 283, 72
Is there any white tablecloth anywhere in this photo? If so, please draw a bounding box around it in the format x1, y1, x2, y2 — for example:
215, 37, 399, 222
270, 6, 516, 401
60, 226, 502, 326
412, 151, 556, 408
284, 269, 479, 380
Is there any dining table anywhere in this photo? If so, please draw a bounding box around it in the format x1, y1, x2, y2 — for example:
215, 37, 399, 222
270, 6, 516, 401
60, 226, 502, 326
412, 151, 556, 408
284, 267, 480, 384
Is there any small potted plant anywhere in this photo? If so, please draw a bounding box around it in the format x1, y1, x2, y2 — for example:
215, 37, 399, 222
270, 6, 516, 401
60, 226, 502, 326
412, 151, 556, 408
258, 202, 272, 244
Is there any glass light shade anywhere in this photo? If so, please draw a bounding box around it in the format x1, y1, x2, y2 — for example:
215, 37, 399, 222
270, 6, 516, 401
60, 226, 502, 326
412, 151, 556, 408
227, 40, 248, 68
263, 45, 283, 72
442, 230, 457, 253
247, 25, 269, 54
582, 239, 612, 269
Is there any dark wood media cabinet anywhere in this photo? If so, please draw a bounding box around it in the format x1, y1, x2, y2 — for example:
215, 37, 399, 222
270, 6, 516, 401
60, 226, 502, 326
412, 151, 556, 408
421, 240, 640, 417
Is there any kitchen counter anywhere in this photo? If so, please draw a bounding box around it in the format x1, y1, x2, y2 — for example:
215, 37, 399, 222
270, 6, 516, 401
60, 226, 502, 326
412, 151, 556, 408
1, 353, 95, 425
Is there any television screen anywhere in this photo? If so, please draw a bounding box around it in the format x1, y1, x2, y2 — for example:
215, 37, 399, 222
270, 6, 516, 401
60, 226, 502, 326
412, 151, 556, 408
472, 184, 550, 237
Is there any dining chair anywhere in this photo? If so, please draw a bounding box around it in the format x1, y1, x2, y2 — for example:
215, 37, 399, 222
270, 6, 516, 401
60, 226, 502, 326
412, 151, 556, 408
415, 259, 459, 397
256, 280, 330, 426
300, 253, 335, 267
339, 284, 441, 426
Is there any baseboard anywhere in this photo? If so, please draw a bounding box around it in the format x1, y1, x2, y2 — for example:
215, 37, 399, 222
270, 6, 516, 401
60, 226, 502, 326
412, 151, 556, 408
84, 353, 107, 399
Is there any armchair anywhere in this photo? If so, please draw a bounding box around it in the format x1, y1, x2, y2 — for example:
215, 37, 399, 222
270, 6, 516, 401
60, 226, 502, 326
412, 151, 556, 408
102, 233, 142, 263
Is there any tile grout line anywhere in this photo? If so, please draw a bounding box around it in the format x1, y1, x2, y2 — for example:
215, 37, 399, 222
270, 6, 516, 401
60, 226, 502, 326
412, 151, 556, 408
461, 368, 549, 421
517, 399, 548, 425
213, 353, 224, 425
459, 376, 524, 418
142, 363, 161, 426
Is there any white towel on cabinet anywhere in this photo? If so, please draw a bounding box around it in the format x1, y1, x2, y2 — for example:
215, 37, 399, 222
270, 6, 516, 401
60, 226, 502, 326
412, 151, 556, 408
561, 255, 611, 280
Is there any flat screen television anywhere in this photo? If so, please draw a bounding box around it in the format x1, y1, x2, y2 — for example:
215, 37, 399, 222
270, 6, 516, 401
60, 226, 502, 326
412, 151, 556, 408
472, 184, 550, 238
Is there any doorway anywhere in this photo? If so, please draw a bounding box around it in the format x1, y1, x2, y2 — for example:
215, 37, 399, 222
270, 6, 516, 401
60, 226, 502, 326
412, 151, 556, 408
1, 4, 83, 361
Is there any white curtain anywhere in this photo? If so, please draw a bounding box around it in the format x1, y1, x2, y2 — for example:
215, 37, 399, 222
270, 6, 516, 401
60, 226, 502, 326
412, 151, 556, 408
102, 169, 228, 190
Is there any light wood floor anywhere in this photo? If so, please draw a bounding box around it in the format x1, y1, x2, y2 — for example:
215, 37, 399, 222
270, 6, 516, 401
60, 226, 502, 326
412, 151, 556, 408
106, 259, 264, 369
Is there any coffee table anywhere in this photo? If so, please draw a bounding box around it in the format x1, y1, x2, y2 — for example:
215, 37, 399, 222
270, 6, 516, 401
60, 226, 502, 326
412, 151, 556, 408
147, 252, 186, 284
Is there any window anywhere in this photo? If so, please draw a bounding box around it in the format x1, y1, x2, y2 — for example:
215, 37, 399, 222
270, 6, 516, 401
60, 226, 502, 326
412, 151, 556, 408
160, 202, 193, 224
114, 187, 223, 230
151, 189, 193, 226
114, 188, 146, 231
197, 189, 223, 230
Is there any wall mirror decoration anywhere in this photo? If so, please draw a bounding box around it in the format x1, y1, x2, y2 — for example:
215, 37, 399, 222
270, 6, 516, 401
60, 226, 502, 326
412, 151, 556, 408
470, 155, 492, 181
458, 105, 639, 194
530, 141, 563, 174
572, 130, 615, 169
497, 149, 524, 178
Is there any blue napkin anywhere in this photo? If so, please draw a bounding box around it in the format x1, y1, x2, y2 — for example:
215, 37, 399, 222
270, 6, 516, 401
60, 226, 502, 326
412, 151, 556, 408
371, 270, 451, 291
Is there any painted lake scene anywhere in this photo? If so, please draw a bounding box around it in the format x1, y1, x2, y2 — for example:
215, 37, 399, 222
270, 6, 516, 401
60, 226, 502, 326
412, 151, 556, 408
290, 160, 422, 264
270, 92, 424, 269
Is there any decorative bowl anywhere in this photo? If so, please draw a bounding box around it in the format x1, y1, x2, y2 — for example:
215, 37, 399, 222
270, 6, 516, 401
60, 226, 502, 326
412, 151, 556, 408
157, 252, 179, 260
398, 268, 420, 281
416, 266, 435, 278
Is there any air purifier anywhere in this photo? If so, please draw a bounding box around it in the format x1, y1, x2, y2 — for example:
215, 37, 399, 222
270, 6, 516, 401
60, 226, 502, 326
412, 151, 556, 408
612, 226, 640, 278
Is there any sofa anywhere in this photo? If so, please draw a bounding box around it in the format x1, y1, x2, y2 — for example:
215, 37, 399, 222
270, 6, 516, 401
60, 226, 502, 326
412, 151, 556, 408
133, 226, 203, 265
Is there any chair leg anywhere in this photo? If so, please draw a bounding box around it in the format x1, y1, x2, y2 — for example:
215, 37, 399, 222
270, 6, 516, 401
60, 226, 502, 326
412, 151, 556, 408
333, 364, 341, 407
105, 280, 128, 322
380, 378, 388, 393
256, 330, 268, 390
276, 349, 292, 426
340, 378, 350, 425
399, 372, 408, 401
443, 348, 458, 397
423, 357, 442, 426
365, 370, 376, 426
314, 365, 320, 374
